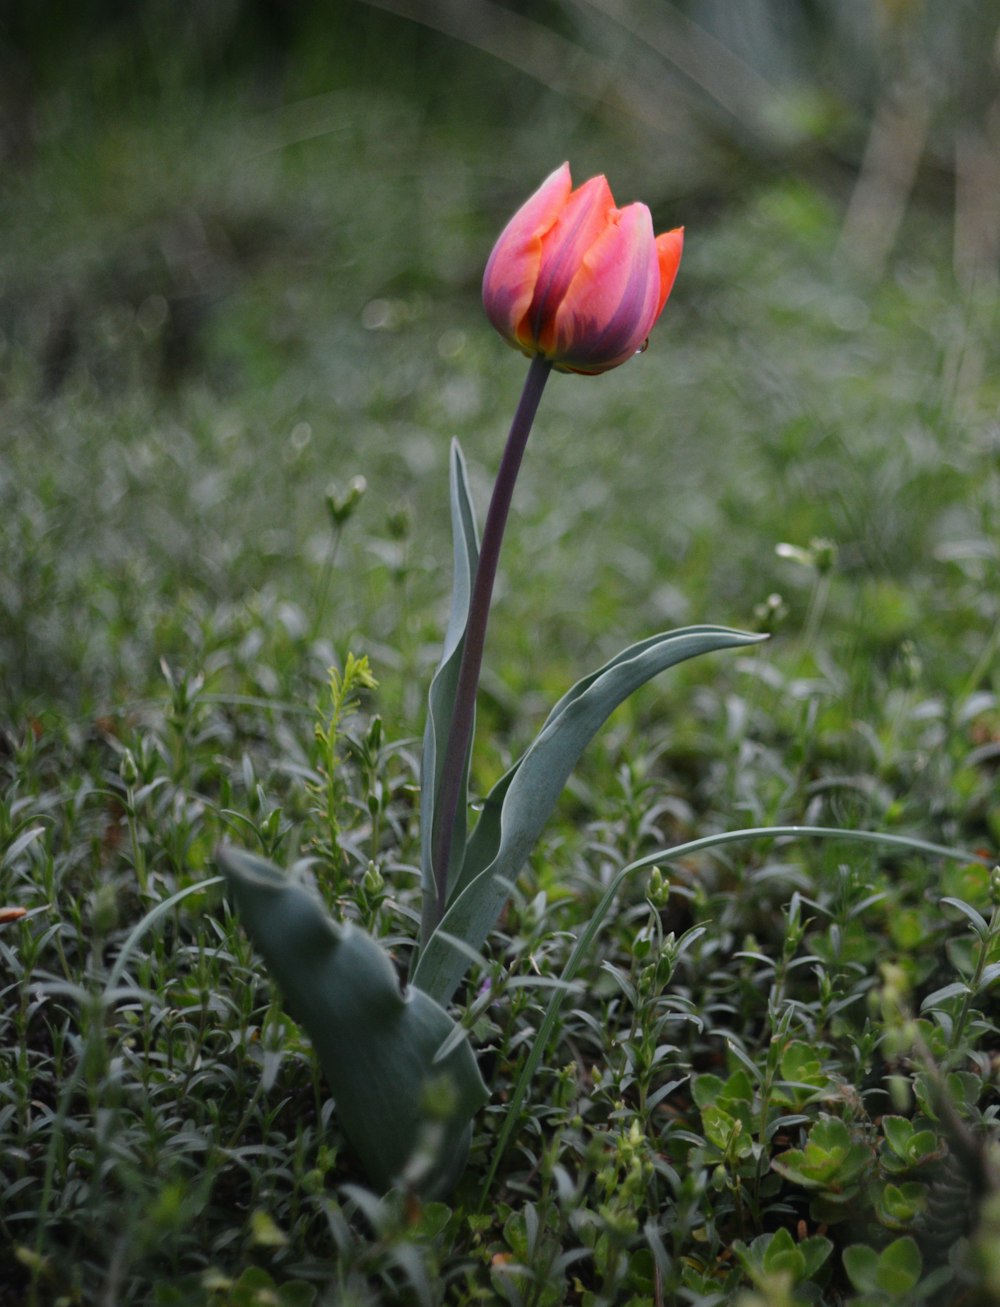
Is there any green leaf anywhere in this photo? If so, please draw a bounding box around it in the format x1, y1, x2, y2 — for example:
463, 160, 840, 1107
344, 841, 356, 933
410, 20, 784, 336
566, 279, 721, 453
875, 1236, 922, 1295
880, 1116, 943, 1172
249, 1209, 287, 1247
773, 1051, 837, 1108
780, 1040, 824, 1083
702, 1104, 751, 1155
940, 895, 990, 938
230, 1268, 278, 1307
876, 1179, 928, 1228
843, 1245, 879, 1294
906, 1129, 941, 1162
880, 1115, 915, 1158
723, 1069, 756, 1104
733, 1228, 832, 1287
418, 439, 480, 952
798, 1234, 834, 1280
844, 1237, 922, 1301
920, 980, 969, 1010
218, 846, 488, 1196
413, 625, 766, 1004
771, 1117, 872, 1192
760, 1226, 805, 1278
691, 1073, 727, 1110
693, 1070, 753, 1131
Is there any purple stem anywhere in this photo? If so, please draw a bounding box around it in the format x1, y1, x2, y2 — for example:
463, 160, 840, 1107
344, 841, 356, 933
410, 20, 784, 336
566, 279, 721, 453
431, 355, 553, 925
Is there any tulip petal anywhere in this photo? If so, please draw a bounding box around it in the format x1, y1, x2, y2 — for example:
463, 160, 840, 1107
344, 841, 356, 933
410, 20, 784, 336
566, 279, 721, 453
482, 163, 573, 350
548, 202, 660, 373
653, 227, 684, 320
529, 174, 615, 346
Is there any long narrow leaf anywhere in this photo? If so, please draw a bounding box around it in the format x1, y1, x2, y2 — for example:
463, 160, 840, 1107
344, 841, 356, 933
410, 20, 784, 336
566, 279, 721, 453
418, 440, 480, 953
413, 625, 766, 1004
455, 626, 755, 903
218, 846, 487, 1196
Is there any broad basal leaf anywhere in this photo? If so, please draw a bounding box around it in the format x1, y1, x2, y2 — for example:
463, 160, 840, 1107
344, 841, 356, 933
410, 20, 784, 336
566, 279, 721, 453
218, 846, 487, 1196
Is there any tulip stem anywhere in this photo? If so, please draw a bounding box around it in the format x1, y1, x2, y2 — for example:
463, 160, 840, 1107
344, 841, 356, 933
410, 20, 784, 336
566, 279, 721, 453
431, 355, 553, 929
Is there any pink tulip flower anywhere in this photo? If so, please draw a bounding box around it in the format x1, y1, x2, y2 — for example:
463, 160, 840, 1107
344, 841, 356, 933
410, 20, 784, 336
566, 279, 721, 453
482, 162, 683, 375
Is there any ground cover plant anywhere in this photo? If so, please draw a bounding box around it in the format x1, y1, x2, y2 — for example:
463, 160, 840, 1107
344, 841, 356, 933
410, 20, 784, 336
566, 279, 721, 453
2, 7, 1000, 1304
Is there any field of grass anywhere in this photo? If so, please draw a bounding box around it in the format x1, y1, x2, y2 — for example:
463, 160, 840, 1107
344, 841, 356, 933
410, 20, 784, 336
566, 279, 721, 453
2, 14, 1000, 1304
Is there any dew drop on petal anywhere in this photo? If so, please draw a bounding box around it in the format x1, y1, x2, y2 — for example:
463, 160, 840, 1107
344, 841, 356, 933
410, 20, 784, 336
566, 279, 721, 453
635, 338, 649, 355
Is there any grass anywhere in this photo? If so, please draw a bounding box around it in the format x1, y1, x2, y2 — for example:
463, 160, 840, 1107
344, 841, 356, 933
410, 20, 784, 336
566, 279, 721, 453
2, 38, 1000, 1307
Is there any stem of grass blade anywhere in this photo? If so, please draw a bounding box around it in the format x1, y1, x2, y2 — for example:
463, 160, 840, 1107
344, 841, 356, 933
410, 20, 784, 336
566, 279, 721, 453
312, 520, 344, 642
430, 356, 552, 926
313, 476, 366, 643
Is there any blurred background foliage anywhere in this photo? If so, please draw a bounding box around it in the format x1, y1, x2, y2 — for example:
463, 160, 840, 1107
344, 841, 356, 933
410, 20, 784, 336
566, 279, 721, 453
4, 0, 999, 330
1, 0, 998, 726
5, 0, 999, 220
4, 0, 999, 396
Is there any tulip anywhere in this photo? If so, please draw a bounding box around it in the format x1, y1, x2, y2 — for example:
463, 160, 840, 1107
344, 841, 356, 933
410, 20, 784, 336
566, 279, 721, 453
431, 168, 684, 914
483, 162, 683, 375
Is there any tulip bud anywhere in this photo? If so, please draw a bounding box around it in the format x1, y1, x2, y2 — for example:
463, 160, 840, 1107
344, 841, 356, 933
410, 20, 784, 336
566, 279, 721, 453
482, 162, 683, 375
362, 860, 384, 897
120, 748, 139, 789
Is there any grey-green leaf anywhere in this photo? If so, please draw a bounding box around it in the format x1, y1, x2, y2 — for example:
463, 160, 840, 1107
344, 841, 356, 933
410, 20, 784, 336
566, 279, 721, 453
218, 846, 488, 1196
418, 440, 480, 951
413, 625, 766, 1005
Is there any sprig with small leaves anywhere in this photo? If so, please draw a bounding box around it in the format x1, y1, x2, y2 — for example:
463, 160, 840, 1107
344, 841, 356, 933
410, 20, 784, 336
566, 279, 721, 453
308, 653, 378, 890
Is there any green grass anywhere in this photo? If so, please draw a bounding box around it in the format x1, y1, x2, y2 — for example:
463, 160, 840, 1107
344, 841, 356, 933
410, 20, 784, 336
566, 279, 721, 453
2, 45, 1000, 1307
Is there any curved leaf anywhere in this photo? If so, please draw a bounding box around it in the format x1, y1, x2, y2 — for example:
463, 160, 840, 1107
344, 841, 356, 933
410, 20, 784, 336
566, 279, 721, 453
218, 846, 487, 1196
413, 625, 766, 1004
418, 440, 480, 952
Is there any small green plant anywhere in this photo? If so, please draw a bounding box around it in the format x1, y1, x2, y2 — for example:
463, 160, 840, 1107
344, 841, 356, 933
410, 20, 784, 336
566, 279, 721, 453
308, 652, 379, 885
879, 1116, 945, 1174
734, 1226, 834, 1298
771, 1117, 873, 1208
